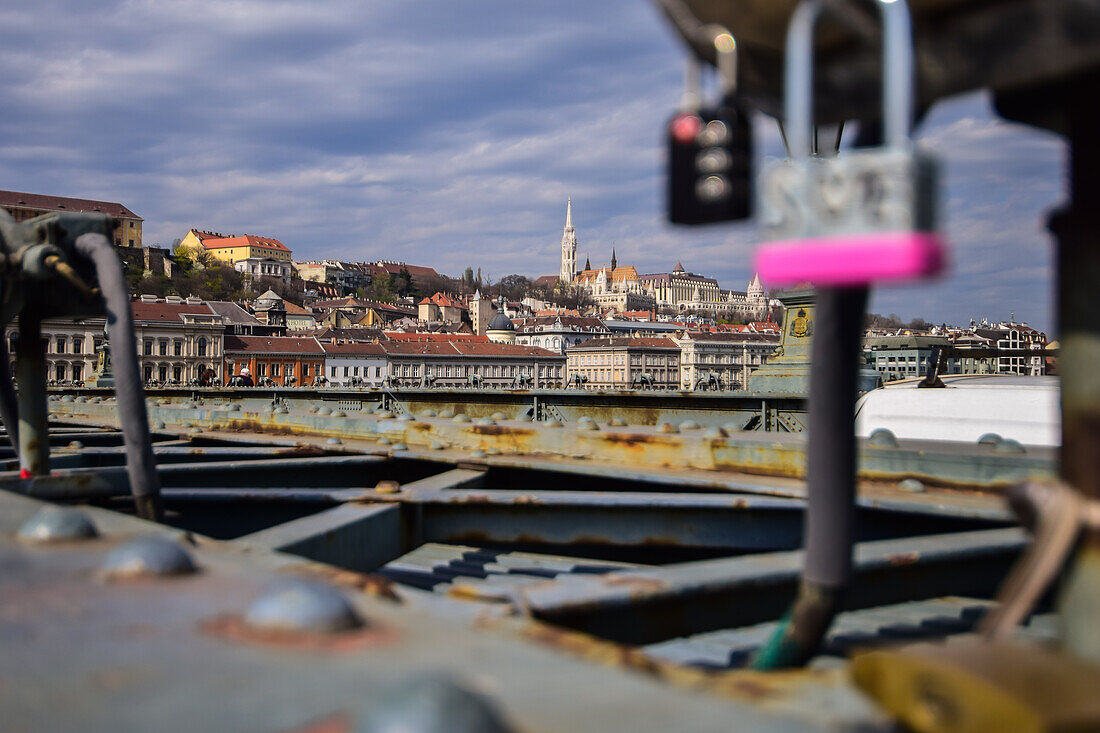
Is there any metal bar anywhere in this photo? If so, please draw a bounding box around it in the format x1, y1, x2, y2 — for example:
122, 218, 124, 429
16, 312, 48, 476
238, 503, 404, 572
515, 528, 1025, 645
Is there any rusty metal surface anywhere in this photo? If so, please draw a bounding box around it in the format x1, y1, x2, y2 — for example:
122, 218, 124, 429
0, 411, 1057, 731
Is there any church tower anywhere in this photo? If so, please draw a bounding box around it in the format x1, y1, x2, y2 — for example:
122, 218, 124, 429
610, 247, 618, 270
560, 198, 577, 284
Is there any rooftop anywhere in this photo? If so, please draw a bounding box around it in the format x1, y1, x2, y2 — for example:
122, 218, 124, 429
0, 189, 141, 220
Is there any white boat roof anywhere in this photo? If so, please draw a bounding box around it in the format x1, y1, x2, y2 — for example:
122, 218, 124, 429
856, 375, 1060, 447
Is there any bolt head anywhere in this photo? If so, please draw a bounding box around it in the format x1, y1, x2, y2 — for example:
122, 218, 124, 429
375, 480, 400, 494
362, 674, 512, 733
243, 580, 363, 634
17, 506, 98, 543
99, 536, 197, 580
868, 428, 899, 448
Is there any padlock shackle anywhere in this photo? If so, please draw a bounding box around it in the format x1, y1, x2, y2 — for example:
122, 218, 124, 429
786, 0, 913, 157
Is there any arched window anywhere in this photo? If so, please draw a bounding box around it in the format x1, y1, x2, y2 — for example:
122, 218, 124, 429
197, 338, 208, 357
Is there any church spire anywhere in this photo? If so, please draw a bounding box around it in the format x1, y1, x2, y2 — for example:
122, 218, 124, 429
559, 198, 577, 284
611, 247, 617, 270
584, 255, 591, 271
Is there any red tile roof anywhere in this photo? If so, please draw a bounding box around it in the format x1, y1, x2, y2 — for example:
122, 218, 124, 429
417, 292, 466, 309
223, 335, 324, 354
0, 189, 141, 220
202, 234, 291, 252
131, 302, 216, 322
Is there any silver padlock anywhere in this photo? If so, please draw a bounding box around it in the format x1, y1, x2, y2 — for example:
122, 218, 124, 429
754, 0, 945, 286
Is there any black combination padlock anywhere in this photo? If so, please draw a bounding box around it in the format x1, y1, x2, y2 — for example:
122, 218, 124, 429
667, 29, 752, 225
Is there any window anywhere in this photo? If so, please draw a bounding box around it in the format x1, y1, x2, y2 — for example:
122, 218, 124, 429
158, 365, 168, 382
331, 367, 337, 377
302, 364, 310, 378
174, 340, 182, 356
271, 363, 280, 377
285, 363, 294, 378
343, 366, 349, 377
375, 366, 381, 378
143, 365, 153, 381
72, 337, 83, 354
197, 338, 208, 357
55, 364, 66, 381
143, 339, 153, 356
173, 366, 182, 382
257, 363, 267, 377
159, 341, 168, 356
55, 336, 66, 353
353, 366, 360, 376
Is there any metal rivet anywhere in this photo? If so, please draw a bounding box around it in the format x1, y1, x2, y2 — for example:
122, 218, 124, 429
229, 404, 242, 412
491, 412, 507, 421
327, 437, 342, 445
378, 437, 391, 445
331, 410, 347, 418
722, 422, 742, 434
61, 395, 74, 403
375, 480, 400, 494
453, 414, 471, 423
420, 409, 437, 418
274, 406, 288, 414
704, 425, 728, 438
608, 417, 627, 427
430, 441, 446, 450
99, 536, 197, 580
475, 417, 496, 426
243, 580, 363, 634
317, 406, 332, 415
361, 674, 512, 733
544, 419, 563, 428
899, 478, 926, 493
67, 440, 84, 450
439, 408, 456, 419
868, 429, 899, 448
993, 439, 1026, 454
153, 421, 166, 429
17, 506, 98, 543
978, 433, 1003, 445
391, 442, 409, 451
657, 422, 679, 434
578, 416, 599, 431
471, 449, 487, 458
376, 411, 395, 419
679, 420, 701, 431
182, 421, 193, 428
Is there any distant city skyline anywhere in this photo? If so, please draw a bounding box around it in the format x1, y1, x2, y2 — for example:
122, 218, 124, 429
0, 0, 1064, 333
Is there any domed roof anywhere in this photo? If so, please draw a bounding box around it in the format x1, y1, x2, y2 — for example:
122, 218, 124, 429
487, 310, 515, 332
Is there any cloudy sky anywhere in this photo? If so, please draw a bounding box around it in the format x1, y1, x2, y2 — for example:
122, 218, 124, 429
0, 0, 1066, 333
